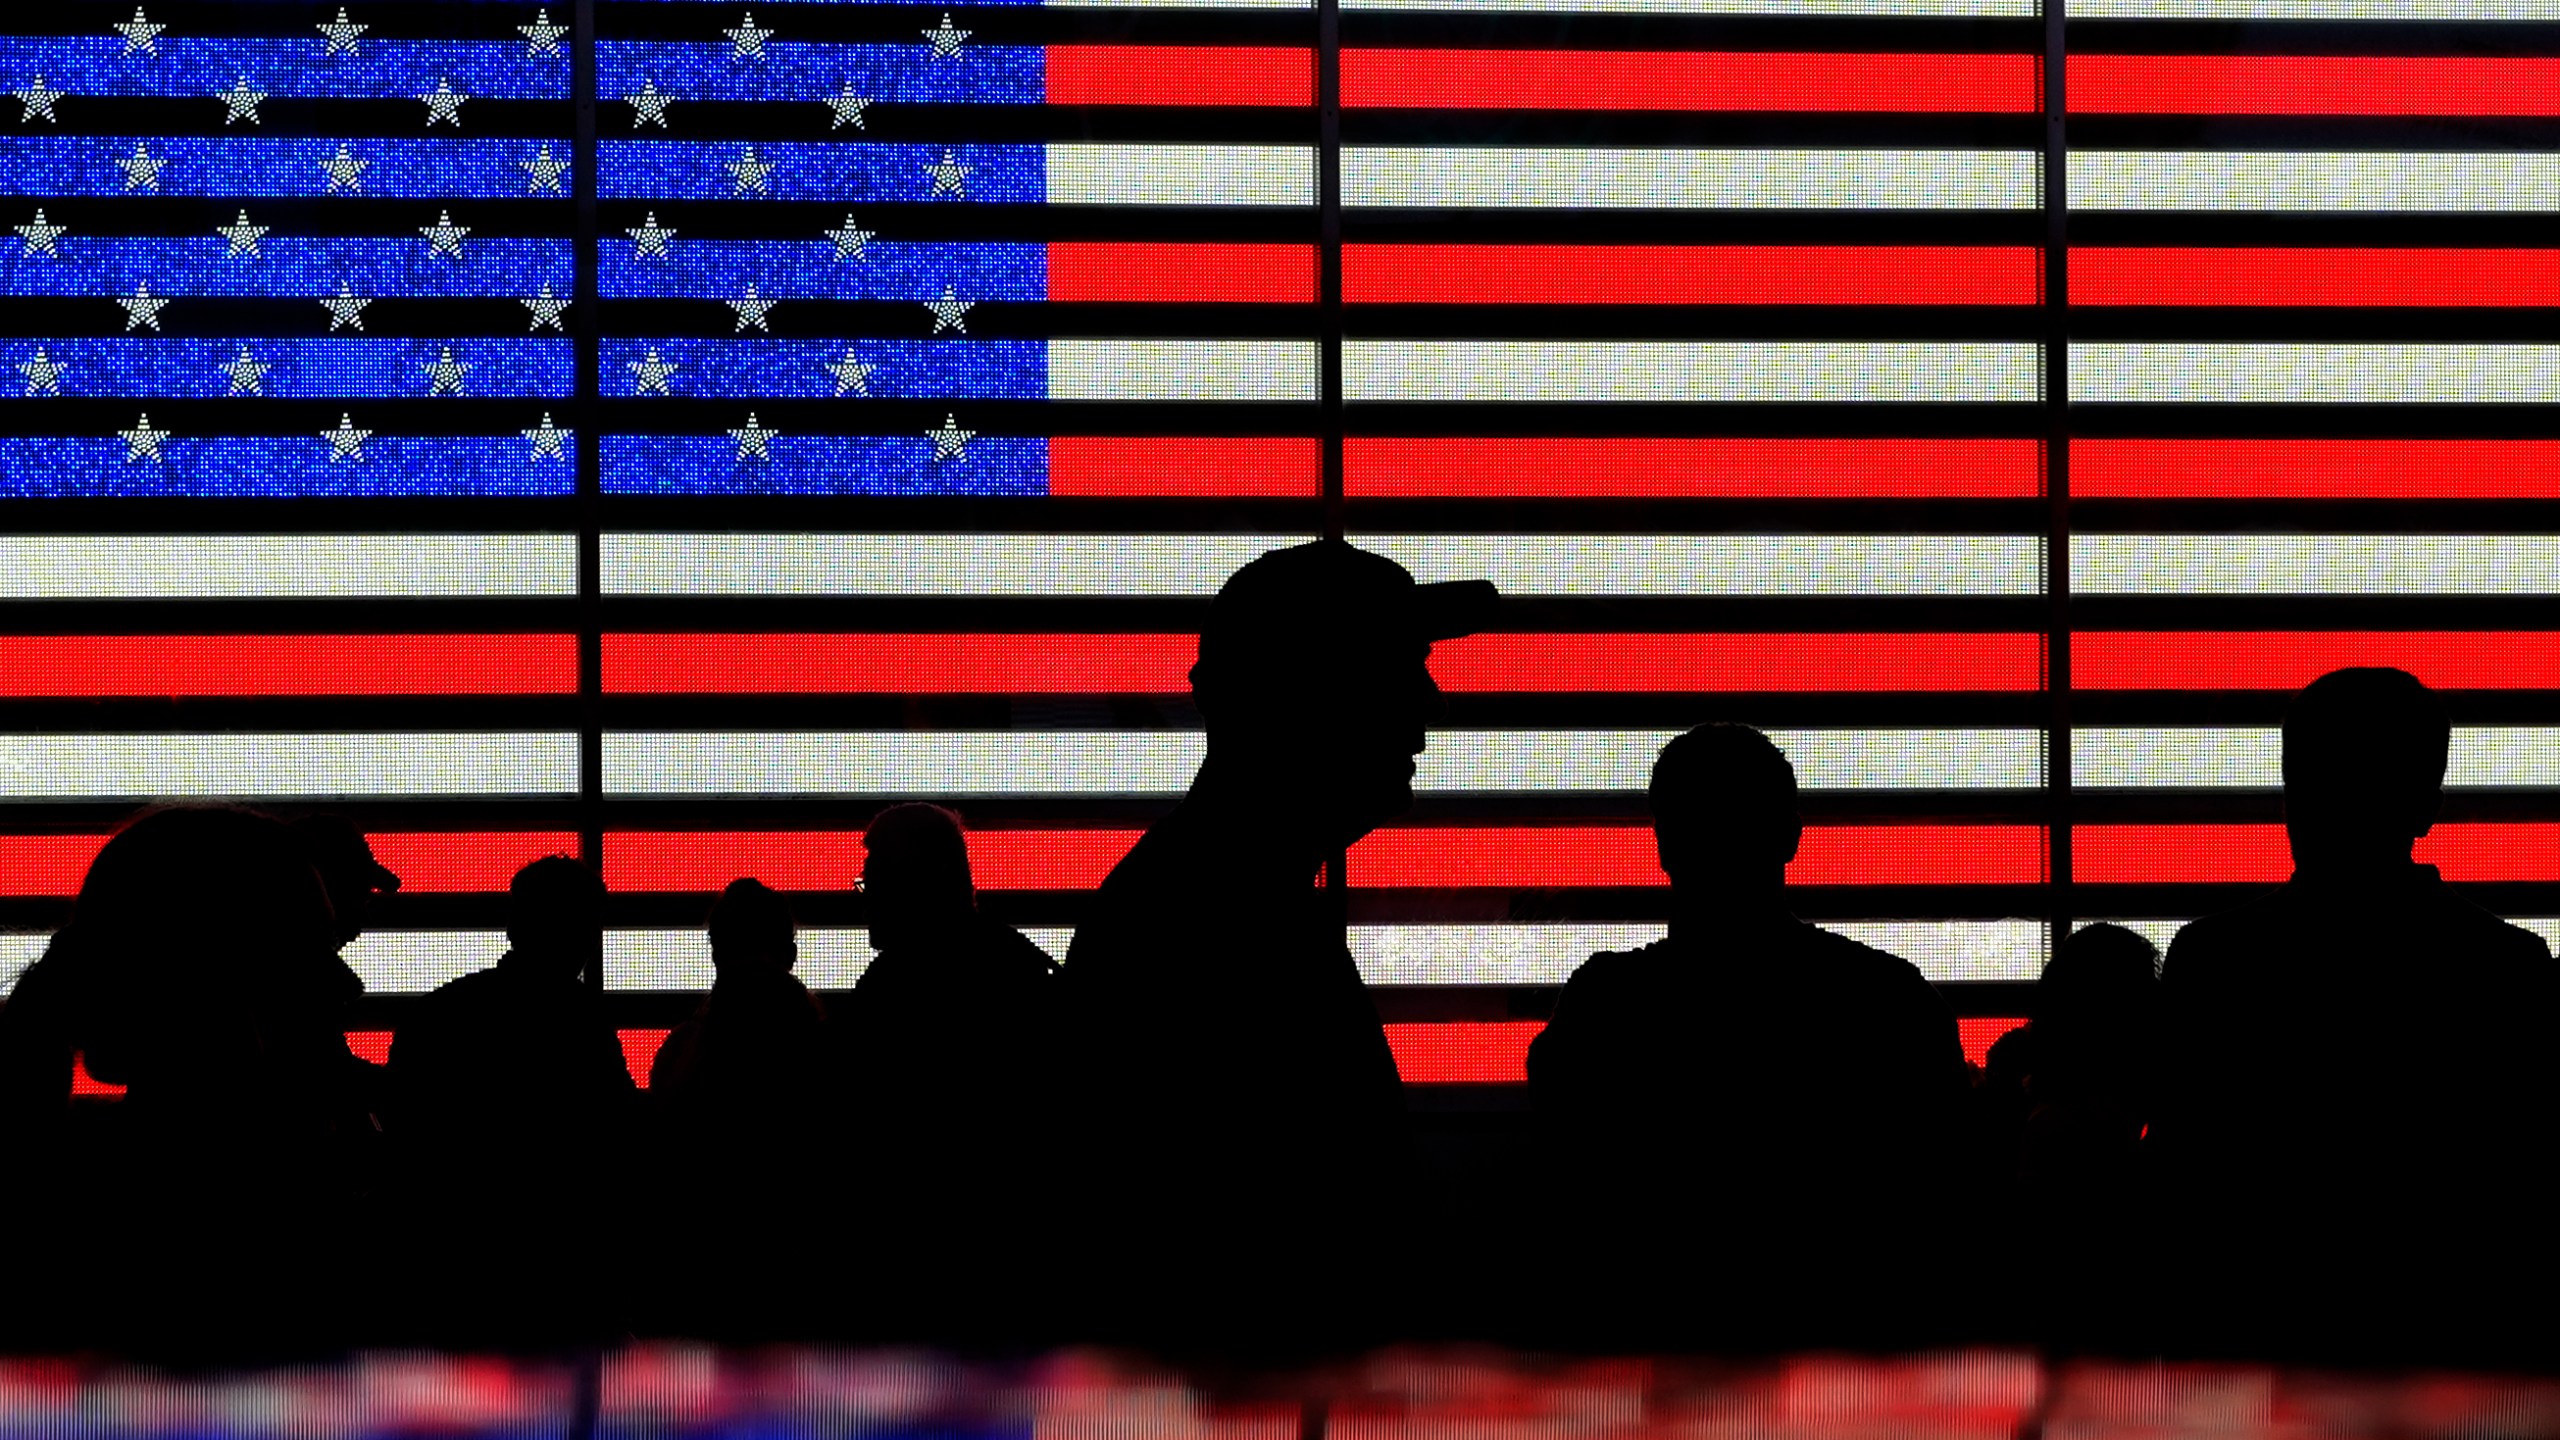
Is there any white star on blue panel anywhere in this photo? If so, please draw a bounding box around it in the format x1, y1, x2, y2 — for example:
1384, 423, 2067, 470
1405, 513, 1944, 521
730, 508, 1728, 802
321, 143, 370, 193
725, 10, 774, 60
729, 413, 776, 461
929, 413, 975, 461
118, 141, 165, 191
523, 282, 569, 333
925, 285, 972, 334
316, 7, 368, 56
626, 79, 675, 129
924, 150, 969, 198
216, 208, 268, 258
120, 282, 168, 331
520, 10, 569, 57
922, 12, 971, 59
824, 214, 875, 261
628, 347, 678, 395
222, 345, 270, 395
120, 412, 168, 463
825, 83, 870, 130
14, 207, 65, 257
729, 145, 775, 196
218, 76, 264, 125
729, 283, 776, 332
419, 209, 470, 259
522, 143, 570, 195
423, 345, 471, 396
827, 347, 875, 397
18, 347, 67, 396
420, 78, 467, 127
523, 412, 568, 461
321, 282, 369, 331
14, 75, 63, 124
322, 412, 372, 462
625, 211, 676, 258
115, 8, 166, 57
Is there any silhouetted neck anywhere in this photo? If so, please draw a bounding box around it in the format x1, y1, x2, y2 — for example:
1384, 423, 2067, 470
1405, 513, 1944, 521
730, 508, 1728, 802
1182, 762, 1345, 876
2289, 855, 2437, 891
1666, 893, 1799, 949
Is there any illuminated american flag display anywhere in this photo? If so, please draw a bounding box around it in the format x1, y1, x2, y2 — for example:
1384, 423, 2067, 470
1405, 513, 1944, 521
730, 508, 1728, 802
3, 0, 2557, 1087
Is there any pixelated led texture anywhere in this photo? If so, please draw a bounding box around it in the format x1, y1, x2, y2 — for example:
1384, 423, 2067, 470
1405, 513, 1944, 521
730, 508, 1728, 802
0, 340, 572, 399
0, 138, 576, 199
0, 238, 574, 297
599, 435, 1048, 494
600, 240, 1045, 299
597, 141, 1043, 203
0, 437, 576, 498
0, 38, 567, 99
600, 338, 1043, 399
596, 42, 1044, 102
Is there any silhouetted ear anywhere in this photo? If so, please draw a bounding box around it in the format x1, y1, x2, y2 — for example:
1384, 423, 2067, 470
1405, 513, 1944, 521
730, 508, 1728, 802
1778, 811, 1804, 868
1654, 826, 1684, 884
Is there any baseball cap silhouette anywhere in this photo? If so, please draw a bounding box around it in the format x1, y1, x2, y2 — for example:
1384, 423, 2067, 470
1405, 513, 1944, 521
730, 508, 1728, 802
1192, 538, 1498, 691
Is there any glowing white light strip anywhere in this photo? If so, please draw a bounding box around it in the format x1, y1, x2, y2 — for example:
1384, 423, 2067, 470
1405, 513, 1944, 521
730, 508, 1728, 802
0, 734, 579, 801
0, 933, 46, 998
2074, 344, 2560, 405
1046, 145, 1314, 207
1352, 921, 2048, 984
0, 536, 575, 601
603, 533, 1304, 596
1343, 148, 2040, 210
2073, 536, 2560, 596
600, 728, 2042, 797
1046, 340, 1318, 402
602, 928, 1072, 992
1360, 533, 2044, 596
1343, 341, 2043, 404
2071, 153, 2560, 213
1341, 0, 2031, 10
2074, 1, 2560, 17
343, 929, 506, 995
2084, 919, 2560, 961
2074, 728, 2560, 789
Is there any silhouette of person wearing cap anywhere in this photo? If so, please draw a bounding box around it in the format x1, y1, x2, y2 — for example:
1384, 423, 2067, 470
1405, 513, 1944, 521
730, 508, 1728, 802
2150, 667, 2560, 1364
1057, 537, 1495, 1350
1525, 724, 1970, 1349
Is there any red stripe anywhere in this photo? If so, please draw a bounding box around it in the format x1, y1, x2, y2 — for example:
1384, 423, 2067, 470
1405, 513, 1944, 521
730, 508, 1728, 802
1048, 243, 1317, 304
1045, 45, 1311, 106
2075, 439, 2560, 500
602, 830, 1140, 893
1047, 437, 1322, 497
605, 631, 2044, 695
1383, 1021, 1545, 1084
1344, 246, 2039, 306
1959, 1018, 2026, 1068
2073, 249, 2560, 308
621, 1029, 671, 1088
0, 635, 577, 698
2071, 55, 2560, 117
602, 634, 1199, 695
1349, 824, 2048, 888
1431, 633, 2046, 694
1344, 438, 2042, 499
2076, 823, 2560, 885
0, 831, 570, 897
2076, 632, 2560, 692
1342, 49, 2036, 112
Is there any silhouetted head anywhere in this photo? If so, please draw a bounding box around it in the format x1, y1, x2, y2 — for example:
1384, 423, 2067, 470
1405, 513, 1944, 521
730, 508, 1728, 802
707, 876, 797, 978
1190, 539, 1496, 847
505, 855, 605, 981
62, 805, 342, 1089
290, 814, 400, 945
2032, 924, 2162, 1100
2282, 667, 2450, 874
1650, 724, 1804, 904
863, 803, 975, 956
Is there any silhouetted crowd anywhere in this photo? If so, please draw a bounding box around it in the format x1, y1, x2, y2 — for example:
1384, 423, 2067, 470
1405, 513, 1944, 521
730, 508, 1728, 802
1, 540, 2553, 1367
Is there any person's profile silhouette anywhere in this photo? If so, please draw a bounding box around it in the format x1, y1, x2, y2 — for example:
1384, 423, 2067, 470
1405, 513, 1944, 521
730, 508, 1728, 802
1056, 538, 1495, 1349
1525, 723, 1971, 1349
2151, 667, 2560, 1363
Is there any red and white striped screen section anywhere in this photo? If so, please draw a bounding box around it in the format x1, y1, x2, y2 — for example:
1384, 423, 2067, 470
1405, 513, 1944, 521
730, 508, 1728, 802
2066, 3, 2560, 924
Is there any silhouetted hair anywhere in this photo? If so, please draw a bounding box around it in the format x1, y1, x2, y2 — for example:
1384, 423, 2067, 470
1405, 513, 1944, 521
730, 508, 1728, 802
1650, 724, 1797, 835
707, 877, 796, 963
2284, 667, 2451, 798
2035, 923, 2160, 1033
864, 803, 974, 897
506, 854, 604, 946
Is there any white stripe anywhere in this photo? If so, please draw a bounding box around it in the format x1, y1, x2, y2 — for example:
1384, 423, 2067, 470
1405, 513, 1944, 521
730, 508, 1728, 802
1344, 341, 2042, 404
601, 728, 2042, 797
0, 734, 577, 801
2075, 728, 2560, 789
603, 533, 1303, 596
344, 930, 505, 995
1046, 340, 1317, 403
2075, 1, 2560, 17
1344, 148, 2039, 210
0, 932, 45, 998
2075, 344, 2560, 406
1344, 0, 2031, 10
2094, 918, 2560, 959
1350, 921, 2047, 984
602, 928, 1071, 992
2072, 153, 2560, 213
2074, 535, 2560, 596
0, 535, 574, 601
1046, 145, 1313, 207
1363, 532, 2044, 595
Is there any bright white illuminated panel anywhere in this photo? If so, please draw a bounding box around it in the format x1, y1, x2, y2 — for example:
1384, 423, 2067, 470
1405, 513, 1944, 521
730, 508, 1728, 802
2075, 344, 2560, 405
1343, 148, 2039, 210
0, 734, 579, 801
1046, 340, 1318, 402
0, 535, 576, 601
1362, 533, 2044, 595
1046, 145, 1314, 207
1344, 341, 2041, 404
0, 932, 45, 998
2091, 918, 2560, 959
2074, 536, 2560, 596
2073, 728, 2560, 789
2073, 1, 2560, 16
601, 728, 2040, 796
1349, 921, 2047, 984
601, 928, 1073, 991
2072, 153, 2560, 212
344, 930, 504, 994
602, 533, 1303, 596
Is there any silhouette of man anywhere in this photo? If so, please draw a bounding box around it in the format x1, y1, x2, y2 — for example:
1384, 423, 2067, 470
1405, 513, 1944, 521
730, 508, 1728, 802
833, 803, 1058, 1339
2151, 667, 2559, 1364
1525, 724, 1971, 1348
1058, 538, 1495, 1349
384, 854, 633, 1345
